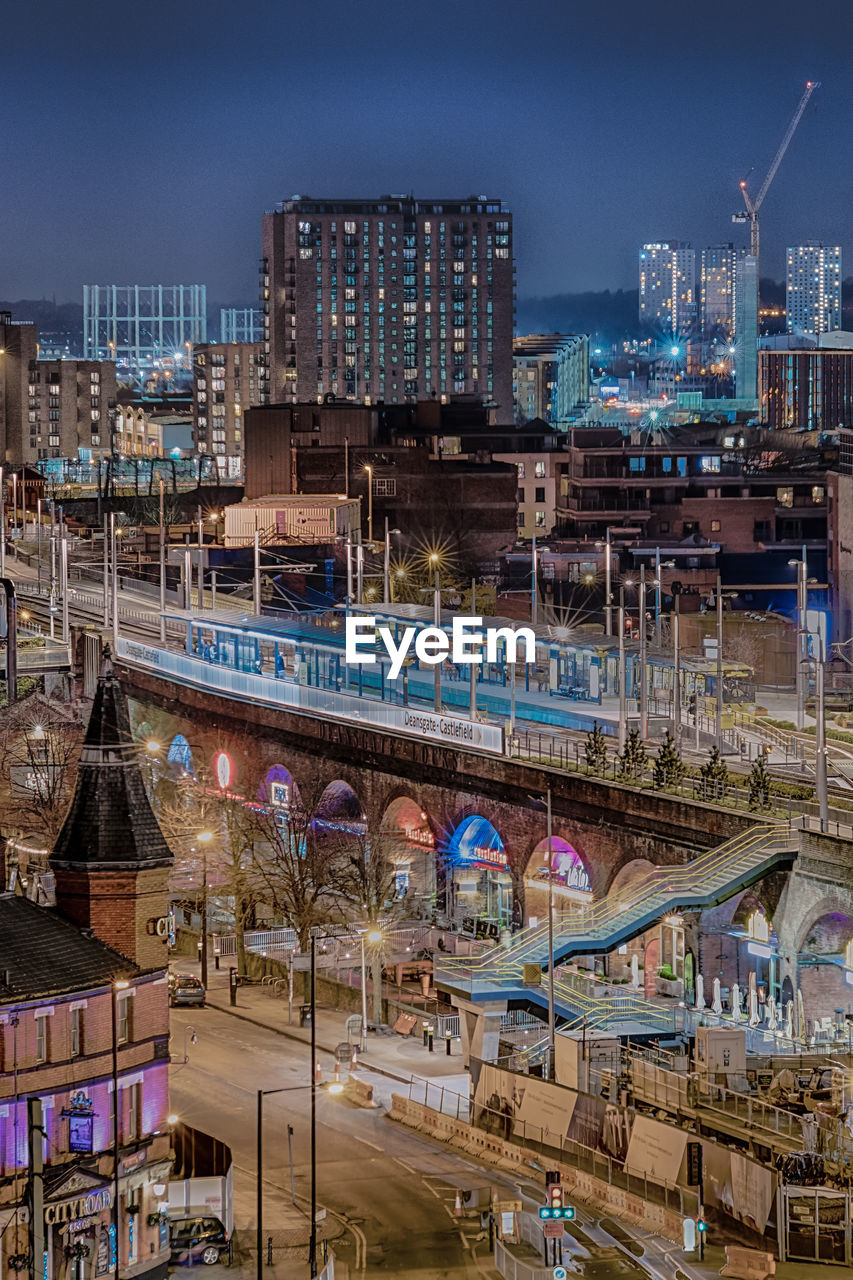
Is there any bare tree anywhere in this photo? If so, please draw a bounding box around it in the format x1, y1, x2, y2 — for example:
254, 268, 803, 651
0, 699, 83, 845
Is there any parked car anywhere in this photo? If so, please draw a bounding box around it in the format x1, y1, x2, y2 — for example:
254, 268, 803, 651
169, 1215, 229, 1266
169, 974, 206, 1008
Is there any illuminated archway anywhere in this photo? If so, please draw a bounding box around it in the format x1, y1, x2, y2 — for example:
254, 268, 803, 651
167, 733, 194, 776
380, 796, 436, 900
313, 780, 366, 837
257, 764, 299, 815
444, 816, 511, 932
528, 837, 591, 896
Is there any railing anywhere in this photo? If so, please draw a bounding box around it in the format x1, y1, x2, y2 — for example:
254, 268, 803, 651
438, 824, 795, 987
493, 1239, 552, 1280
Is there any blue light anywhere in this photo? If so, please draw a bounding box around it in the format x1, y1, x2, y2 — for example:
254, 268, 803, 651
670, 345, 680, 358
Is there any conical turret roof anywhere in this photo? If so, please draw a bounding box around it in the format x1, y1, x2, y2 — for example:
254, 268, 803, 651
51, 648, 173, 871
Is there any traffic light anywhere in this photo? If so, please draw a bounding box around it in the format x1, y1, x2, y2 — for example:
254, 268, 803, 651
697, 1217, 707, 1235
538, 1172, 575, 1220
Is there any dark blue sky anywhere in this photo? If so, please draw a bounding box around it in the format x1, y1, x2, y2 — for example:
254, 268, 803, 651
2, 0, 851, 304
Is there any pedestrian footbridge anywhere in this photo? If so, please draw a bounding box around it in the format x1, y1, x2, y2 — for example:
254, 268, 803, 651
435, 823, 799, 1038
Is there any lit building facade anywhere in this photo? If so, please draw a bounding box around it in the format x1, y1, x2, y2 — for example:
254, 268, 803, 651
193, 342, 264, 457
759, 345, 853, 430
83, 286, 207, 372
734, 255, 759, 403
25, 360, 118, 462
262, 195, 515, 422
638, 241, 696, 332
786, 244, 842, 336
700, 245, 737, 338
512, 334, 589, 426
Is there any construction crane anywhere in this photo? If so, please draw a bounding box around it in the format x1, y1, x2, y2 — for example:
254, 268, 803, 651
733, 80, 821, 260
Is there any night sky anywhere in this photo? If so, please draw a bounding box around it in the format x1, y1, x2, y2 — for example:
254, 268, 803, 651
2, 0, 852, 305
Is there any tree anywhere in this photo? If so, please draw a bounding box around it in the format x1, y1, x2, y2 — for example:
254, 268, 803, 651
700, 747, 729, 801
248, 781, 349, 952
653, 730, 685, 791
584, 721, 608, 775
336, 829, 414, 1028
0, 697, 83, 845
748, 754, 772, 811
618, 728, 647, 782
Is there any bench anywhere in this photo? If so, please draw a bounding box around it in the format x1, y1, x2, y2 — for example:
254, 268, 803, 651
720, 1246, 776, 1279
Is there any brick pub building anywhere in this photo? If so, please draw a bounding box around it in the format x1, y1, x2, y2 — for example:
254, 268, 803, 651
0, 652, 173, 1280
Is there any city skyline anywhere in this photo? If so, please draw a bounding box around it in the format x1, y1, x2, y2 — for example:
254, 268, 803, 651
0, 0, 850, 306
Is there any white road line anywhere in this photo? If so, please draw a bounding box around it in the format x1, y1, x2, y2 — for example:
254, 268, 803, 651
393, 1157, 416, 1173
356, 1137, 384, 1153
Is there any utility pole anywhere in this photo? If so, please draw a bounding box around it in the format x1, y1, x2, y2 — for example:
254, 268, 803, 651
716, 575, 724, 756
27, 1097, 45, 1278
546, 785, 555, 1081
110, 513, 119, 650
639, 565, 648, 739
618, 584, 627, 752
672, 590, 681, 746
0, 578, 18, 705
159, 477, 166, 642
253, 531, 261, 615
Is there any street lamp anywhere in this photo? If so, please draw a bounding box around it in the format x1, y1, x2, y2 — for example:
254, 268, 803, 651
594, 532, 613, 634
528, 788, 556, 1079
363, 464, 373, 544
197, 831, 213, 989
431, 553, 441, 712
788, 556, 808, 732
382, 520, 401, 605
112, 978, 130, 1279
360, 927, 384, 1051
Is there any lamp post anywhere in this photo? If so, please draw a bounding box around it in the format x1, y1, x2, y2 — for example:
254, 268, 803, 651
382, 520, 400, 605
788, 555, 807, 732
364, 464, 373, 545
159, 478, 166, 642
639, 566, 649, 739
531, 535, 538, 625
0, 466, 5, 579
111, 979, 130, 1279
672, 588, 681, 746
253, 531, 261, 615
60, 520, 69, 645
360, 927, 383, 1051
528, 788, 556, 1079
604, 529, 612, 635
110, 513, 119, 649
431, 553, 441, 712
197, 831, 212, 989
618, 583, 627, 752
197, 506, 204, 612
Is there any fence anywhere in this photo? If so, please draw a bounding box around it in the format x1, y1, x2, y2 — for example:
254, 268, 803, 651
493, 1238, 552, 1280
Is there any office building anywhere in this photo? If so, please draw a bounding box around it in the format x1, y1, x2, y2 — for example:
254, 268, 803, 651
512, 334, 589, 426
734, 255, 759, 403
759, 337, 853, 430
262, 194, 515, 422
786, 243, 842, 336
83, 284, 207, 371
220, 307, 263, 343
193, 342, 265, 458
638, 241, 696, 332
700, 245, 737, 338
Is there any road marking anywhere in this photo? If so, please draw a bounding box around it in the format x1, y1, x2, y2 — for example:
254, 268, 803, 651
392, 1157, 415, 1173
356, 1137, 384, 1153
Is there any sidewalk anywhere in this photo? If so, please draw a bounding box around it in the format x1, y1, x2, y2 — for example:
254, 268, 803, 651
187, 959, 470, 1090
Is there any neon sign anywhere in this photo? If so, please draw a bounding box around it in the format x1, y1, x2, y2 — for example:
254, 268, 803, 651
469, 845, 508, 868
214, 751, 233, 790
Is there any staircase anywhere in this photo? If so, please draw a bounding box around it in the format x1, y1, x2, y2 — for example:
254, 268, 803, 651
436, 822, 799, 1032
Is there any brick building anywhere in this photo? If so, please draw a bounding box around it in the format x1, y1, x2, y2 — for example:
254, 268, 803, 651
192, 342, 265, 460
759, 342, 853, 430
0, 653, 174, 1280
262, 195, 514, 421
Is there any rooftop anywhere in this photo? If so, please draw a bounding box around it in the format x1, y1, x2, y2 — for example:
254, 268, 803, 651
0, 894, 137, 1001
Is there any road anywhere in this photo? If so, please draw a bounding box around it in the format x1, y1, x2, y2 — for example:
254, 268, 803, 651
168, 1006, 707, 1280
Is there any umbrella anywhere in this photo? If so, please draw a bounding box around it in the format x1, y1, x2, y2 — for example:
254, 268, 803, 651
631, 954, 639, 989
712, 978, 723, 1015
767, 996, 778, 1033
731, 982, 742, 1022
748, 972, 760, 1027
695, 973, 705, 1011
784, 1000, 794, 1040
797, 988, 806, 1042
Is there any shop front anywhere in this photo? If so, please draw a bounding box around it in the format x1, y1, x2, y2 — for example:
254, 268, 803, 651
446, 816, 513, 935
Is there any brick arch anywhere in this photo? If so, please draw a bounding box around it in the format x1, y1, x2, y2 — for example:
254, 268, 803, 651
605, 857, 656, 899
791, 894, 853, 957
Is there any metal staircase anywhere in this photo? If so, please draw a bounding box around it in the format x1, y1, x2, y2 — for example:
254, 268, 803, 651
436, 823, 799, 1032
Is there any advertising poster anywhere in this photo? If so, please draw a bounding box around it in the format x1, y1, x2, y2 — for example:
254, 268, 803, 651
624, 1114, 688, 1184
730, 1152, 775, 1233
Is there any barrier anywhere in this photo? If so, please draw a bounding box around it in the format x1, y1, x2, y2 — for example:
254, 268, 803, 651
350, 1078, 376, 1108
721, 1247, 776, 1279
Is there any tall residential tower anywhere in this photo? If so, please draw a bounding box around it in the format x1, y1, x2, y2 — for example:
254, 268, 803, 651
786, 243, 842, 336
262, 195, 515, 422
638, 241, 696, 333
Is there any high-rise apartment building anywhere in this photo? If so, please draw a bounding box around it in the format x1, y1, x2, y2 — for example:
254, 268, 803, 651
262, 195, 514, 421
512, 334, 589, 426
0, 313, 38, 462
193, 342, 265, 458
83, 285, 207, 370
786, 243, 842, 336
734, 255, 759, 404
700, 245, 737, 338
220, 307, 263, 343
638, 241, 696, 333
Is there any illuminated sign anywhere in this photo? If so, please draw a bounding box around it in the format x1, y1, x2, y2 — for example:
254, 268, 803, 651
403, 824, 434, 848
45, 1190, 112, 1225
214, 751, 233, 790
556, 855, 591, 894
469, 845, 508, 868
